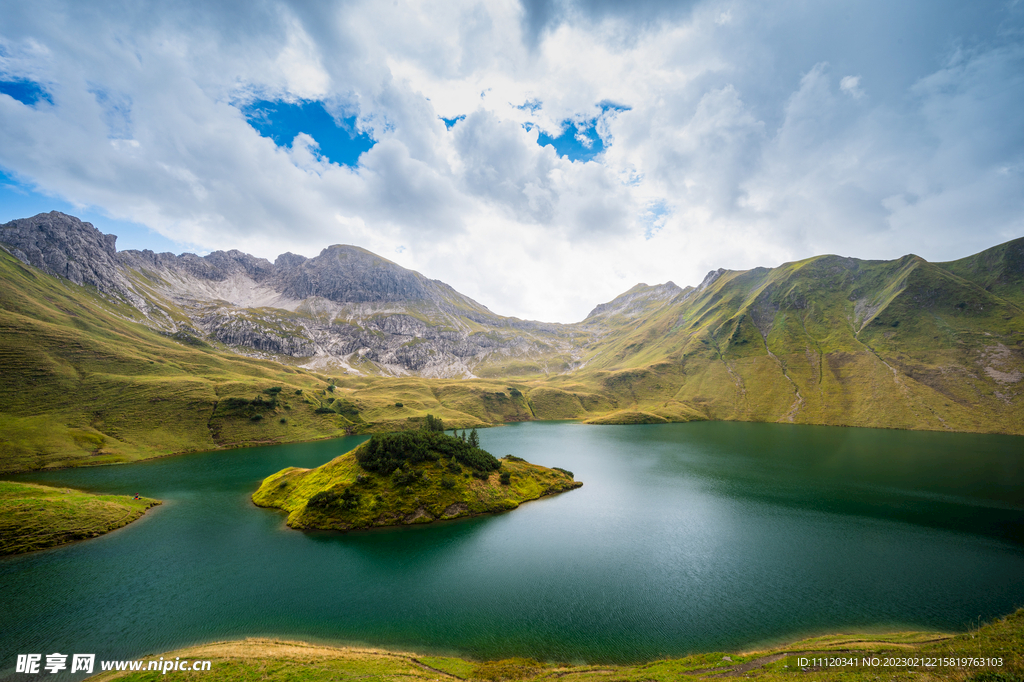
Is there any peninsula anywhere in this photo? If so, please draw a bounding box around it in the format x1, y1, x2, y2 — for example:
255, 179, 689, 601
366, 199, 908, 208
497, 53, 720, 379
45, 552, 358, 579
0, 481, 160, 555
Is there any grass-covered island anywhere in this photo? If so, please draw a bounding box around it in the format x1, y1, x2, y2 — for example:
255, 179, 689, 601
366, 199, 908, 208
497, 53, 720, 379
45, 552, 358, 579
0, 481, 160, 555
253, 416, 581, 531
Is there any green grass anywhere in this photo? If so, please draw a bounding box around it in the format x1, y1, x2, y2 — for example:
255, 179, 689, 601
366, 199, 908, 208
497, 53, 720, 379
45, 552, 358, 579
86, 609, 1024, 681
0, 481, 160, 555
584, 409, 670, 424
252, 438, 581, 531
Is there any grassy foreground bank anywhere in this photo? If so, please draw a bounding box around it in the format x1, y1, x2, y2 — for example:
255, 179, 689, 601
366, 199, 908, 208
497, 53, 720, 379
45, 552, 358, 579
85, 610, 1024, 682
0, 481, 159, 555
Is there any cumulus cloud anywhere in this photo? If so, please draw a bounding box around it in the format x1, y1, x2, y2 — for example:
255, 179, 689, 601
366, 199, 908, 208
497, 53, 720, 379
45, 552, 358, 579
0, 0, 1022, 321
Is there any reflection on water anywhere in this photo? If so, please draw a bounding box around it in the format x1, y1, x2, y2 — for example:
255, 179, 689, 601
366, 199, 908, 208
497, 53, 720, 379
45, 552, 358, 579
2, 422, 1022, 669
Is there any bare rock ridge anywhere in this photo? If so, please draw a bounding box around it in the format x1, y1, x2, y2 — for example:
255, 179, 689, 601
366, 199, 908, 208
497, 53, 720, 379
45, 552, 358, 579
124, 243, 437, 303
0, 212, 589, 377
120, 242, 432, 303
584, 281, 686, 321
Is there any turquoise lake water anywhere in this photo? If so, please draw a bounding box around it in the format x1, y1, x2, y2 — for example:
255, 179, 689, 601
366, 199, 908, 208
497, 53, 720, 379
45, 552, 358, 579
2, 421, 1023, 675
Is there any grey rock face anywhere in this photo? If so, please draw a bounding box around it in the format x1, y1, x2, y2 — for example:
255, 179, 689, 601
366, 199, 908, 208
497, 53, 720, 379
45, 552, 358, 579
275, 245, 431, 303
0, 212, 134, 299
697, 268, 725, 292
205, 250, 275, 281
120, 248, 273, 283
0, 211, 592, 377
274, 252, 307, 270
202, 316, 317, 356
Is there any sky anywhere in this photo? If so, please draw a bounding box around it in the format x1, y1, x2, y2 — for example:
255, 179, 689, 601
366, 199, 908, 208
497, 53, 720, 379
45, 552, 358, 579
0, 1, 1022, 323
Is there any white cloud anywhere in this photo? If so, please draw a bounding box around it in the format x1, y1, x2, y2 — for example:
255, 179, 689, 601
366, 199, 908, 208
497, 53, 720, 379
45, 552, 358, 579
0, 0, 1022, 322
839, 75, 864, 99
271, 20, 331, 100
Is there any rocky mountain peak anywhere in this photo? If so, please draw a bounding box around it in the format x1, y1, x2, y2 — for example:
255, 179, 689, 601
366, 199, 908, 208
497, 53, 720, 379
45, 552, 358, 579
0, 211, 132, 298
697, 268, 726, 292
203, 250, 275, 281
584, 281, 684, 321
276, 244, 431, 303
274, 252, 307, 270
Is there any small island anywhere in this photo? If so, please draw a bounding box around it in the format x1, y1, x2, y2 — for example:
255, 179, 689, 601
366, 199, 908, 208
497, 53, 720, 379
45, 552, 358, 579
253, 415, 582, 531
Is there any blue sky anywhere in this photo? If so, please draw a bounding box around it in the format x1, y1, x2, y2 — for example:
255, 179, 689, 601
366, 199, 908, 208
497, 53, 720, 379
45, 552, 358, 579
537, 122, 603, 162
243, 99, 375, 166
0, 0, 1022, 322
535, 103, 628, 162
0, 78, 52, 106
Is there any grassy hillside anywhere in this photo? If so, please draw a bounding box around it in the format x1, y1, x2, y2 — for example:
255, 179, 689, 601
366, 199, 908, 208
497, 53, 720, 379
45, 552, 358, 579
253, 426, 581, 531
87, 609, 1023, 681
0, 481, 159, 554
0, 249, 353, 472
0, 250, 552, 473
563, 248, 1024, 433
1, 238, 1023, 476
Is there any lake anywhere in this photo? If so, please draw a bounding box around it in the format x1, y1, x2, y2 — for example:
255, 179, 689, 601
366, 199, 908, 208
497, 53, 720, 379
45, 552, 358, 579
2, 421, 1023, 673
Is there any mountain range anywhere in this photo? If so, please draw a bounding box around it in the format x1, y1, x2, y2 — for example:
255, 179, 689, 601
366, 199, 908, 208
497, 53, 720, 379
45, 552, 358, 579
1, 211, 1022, 473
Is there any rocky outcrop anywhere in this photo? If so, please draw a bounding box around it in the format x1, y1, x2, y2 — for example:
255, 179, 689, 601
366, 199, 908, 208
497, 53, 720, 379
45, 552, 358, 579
274, 252, 307, 270
199, 315, 317, 356
584, 281, 684, 321
120, 248, 274, 283
0, 212, 137, 301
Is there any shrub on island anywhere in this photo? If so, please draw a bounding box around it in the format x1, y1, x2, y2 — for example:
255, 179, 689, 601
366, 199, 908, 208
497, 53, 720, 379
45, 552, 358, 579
356, 417, 500, 476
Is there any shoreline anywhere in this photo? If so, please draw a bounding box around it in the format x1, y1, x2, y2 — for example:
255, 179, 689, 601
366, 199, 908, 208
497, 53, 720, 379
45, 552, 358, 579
84, 609, 1024, 680
8, 415, 1024, 478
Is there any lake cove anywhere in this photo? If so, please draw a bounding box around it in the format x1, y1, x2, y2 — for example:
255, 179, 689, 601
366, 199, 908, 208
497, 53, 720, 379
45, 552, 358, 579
1, 421, 1023, 666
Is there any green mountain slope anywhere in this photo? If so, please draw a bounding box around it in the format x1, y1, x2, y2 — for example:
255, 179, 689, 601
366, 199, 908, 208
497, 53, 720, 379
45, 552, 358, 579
1, 216, 1022, 475
0, 249, 346, 471
936, 236, 1024, 306
550, 247, 1024, 432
